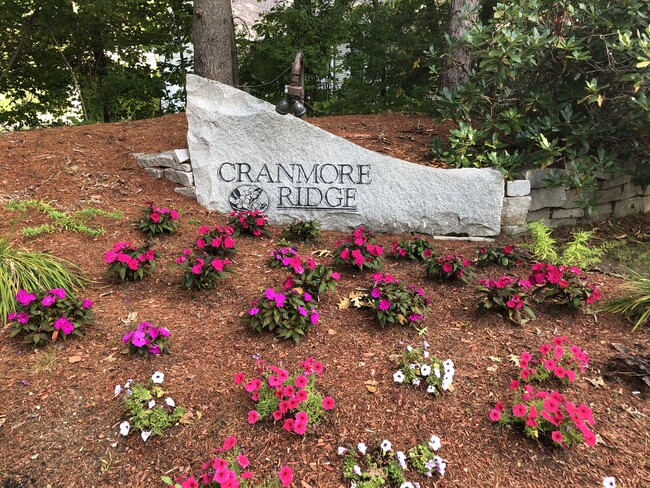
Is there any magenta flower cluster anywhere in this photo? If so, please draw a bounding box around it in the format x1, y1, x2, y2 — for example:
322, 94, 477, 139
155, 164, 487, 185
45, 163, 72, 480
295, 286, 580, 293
333, 227, 384, 271
104, 242, 157, 281
196, 225, 237, 256
122, 321, 171, 355
528, 262, 602, 306
136, 201, 180, 236
228, 210, 269, 237
517, 336, 589, 383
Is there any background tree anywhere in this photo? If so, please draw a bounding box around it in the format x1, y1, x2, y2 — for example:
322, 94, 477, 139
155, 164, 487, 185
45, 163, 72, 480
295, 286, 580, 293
438, 0, 480, 90
192, 0, 238, 84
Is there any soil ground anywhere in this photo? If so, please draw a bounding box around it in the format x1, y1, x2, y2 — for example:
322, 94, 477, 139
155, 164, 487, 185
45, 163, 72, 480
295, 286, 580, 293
0, 113, 648, 488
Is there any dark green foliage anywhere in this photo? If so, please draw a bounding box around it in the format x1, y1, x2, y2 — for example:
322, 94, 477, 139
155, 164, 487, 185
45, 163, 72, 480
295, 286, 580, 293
280, 220, 321, 243
1, 0, 193, 129
430, 0, 650, 196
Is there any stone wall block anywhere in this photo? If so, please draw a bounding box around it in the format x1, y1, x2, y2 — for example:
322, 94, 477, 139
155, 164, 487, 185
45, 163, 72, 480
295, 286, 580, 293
164, 169, 194, 187
501, 196, 531, 225
527, 208, 551, 222
552, 207, 584, 219
501, 225, 529, 236
506, 180, 531, 197
144, 167, 165, 179
622, 182, 643, 199
599, 174, 631, 190
175, 186, 197, 198
174, 148, 191, 164
529, 187, 566, 211
613, 197, 644, 218
596, 186, 623, 203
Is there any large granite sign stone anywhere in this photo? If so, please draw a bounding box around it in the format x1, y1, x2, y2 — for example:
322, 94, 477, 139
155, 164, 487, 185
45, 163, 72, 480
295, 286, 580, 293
186, 74, 504, 236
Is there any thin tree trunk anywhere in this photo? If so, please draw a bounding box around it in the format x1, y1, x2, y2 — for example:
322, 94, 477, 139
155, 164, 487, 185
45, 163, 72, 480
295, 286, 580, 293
192, 0, 238, 85
439, 0, 480, 91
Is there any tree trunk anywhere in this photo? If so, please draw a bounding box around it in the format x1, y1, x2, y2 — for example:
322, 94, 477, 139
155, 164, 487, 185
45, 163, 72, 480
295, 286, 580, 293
439, 0, 480, 91
192, 0, 238, 85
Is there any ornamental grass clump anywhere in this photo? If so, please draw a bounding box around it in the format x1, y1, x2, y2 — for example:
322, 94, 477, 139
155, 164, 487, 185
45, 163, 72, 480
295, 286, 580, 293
476, 275, 536, 325
175, 248, 234, 290
135, 201, 179, 237
528, 262, 601, 308
280, 219, 321, 243
362, 273, 431, 328
122, 321, 171, 355
104, 242, 158, 281
340, 434, 447, 486
392, 344, 455, 396
600, 270, 650, 332
162, 436, 293, 487
6, 288, 93, 346
115, 372, 185, 443
332, 227, 383, 271
244, 288, 319, 343
0, 236, 87, 324
195, 224, 237, 256
228, 210, 269, 237
390, 235, 437, 261
516, 336, 589, 384
475, 245, 522, 268
490, 384, 596, 448
236, 357, 334, 436
424, 254, 474, 283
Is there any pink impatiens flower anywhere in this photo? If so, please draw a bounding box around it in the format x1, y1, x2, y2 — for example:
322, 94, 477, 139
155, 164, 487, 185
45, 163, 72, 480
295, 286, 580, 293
278, 465, 293, 487
247, 410, 259, 424
322, 396, 335, 410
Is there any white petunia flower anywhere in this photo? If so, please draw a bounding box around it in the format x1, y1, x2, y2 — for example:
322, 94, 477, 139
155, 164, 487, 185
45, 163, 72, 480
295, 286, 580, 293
406, 346, 413, 351
124, 379, 133, 388
141, 430, 152, 442
423, 351, 430, 359
148, 400, 156, 409
353, 464, 362, 476
114, 384, 123, 397
409, 363, 417, 370
337, 446, 348, 456
381, 439, 392, 453
429, 435, 442, 451
151, 371, 165, 384
357, 442, 367, 455
427, 385, 436, 394
393, 371, 405, 384
400, 483, 415, 488
603, 477, 616, 488
434, 367, 441, 378
412, 378, 421, 386
434, 456, 446, 477
420, 364, 431, 376
396, 451, 407, 469
422, 341, 429, 349
119, 421, 130, 436
443, 359, 454, 369
165, 397, 175, 407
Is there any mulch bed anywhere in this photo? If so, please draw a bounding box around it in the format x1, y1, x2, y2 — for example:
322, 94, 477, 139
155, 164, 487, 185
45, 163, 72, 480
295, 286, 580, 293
0, 113, 648, 487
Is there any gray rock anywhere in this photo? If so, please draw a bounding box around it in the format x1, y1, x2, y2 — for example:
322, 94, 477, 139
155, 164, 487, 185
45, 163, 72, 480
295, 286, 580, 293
524, 168, 562, 189
164, 168, 194, 187
174, 148, 191, 164
501, 225, 529, 236
501, 196, 531, 225
175, 186, 197, 198
552, 207, 584, 219
529, 187, 566, 211
185, 75, 505, 236
584, 203, 613, 221
526, 208, 551, 222
506, 180, 531, 197
599, 174, 631, 190
144, 167, 165, 179
622, 182, 643, 199
613, 197, 644, 218
596, 185, 623, 203
644, 196, 650, 213
138, 151, 191, 171
549, 217, 578, 228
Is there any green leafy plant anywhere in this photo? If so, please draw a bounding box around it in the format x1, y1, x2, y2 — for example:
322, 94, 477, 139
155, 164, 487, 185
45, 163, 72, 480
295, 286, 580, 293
0, 236, 87, 324
424, 254, 474, 283
288, 263, 341, 299
6, 288, 94, 346
121, 321, 171, 355
115, 372, 185, 442
390, 235, 437, 261
601, 271, 650, 331
527, 221, 558, 264
476, 245, 522, 268
392, 344, 455, 396
228, 210, 270, 237
332, 227, 384, 271
360, 273, 431, 328
430, 0, 650, 193
280, 219, 321, 243
236, 357, 333, 436
161, 436, 290, 487
6, 199, 122, 237
490, 386, 596, 448
244, 288, 319, 343
104, 242, 158, 281
476, 276, 536, 325
175, 248, 234, 290
340, 435, 447, 486
135, 201, 179, 237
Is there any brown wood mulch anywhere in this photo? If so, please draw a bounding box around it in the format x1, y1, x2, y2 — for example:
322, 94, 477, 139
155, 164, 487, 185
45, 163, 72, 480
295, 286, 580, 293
0, 113, 648, 487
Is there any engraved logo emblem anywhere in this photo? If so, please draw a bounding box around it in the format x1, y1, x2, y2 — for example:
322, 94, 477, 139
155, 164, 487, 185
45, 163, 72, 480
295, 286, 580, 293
228, 185, 270, 212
